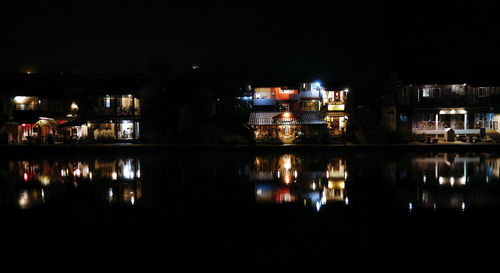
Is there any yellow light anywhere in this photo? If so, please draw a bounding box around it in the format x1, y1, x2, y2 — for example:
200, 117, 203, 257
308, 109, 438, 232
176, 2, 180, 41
40, 175, 51, 186
70, 101, 79, 111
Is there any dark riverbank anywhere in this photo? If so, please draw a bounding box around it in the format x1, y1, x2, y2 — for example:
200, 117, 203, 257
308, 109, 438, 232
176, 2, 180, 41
1, 142, 500, 157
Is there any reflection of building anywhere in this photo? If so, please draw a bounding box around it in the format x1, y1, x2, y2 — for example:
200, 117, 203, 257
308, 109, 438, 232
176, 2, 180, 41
7, 158, 142, 208
250, 154, 348, 210
411, 153, 482, 187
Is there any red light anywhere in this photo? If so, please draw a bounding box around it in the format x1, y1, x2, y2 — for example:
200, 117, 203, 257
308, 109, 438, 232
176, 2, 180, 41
24, 173, 28, 181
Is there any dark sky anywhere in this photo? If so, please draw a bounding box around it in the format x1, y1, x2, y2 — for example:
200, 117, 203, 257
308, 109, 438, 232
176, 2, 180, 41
2, 0, 500, 82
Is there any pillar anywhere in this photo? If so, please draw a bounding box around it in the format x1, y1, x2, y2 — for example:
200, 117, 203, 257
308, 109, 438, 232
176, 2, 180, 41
464, 113, 468, 135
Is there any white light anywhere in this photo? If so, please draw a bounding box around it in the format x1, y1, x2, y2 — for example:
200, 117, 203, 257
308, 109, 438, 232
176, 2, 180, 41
277, 170, 280, 178
450, 177, 455, 186
326, 170, 329, 178
74, 169, 81, 177
136, 170, 141, 178
439, 176, 444, 184
439, 110, 446, 114
294, 170, 297, 179
131, 196, 135, 205
450, 110, 456, 114
344, 197, 349, 205
314, 81, 321, 88
108, 188, 113, 201
312, 182, 316, 190
316, 201, 321, 212
423, 175, 426, 183
409, 202, 413, 212
461, 202, 465, 211
112, 172, 117, 180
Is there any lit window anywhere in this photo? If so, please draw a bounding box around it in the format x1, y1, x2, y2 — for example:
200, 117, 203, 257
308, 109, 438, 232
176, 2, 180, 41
422, 89, 430, 97
104, 96, 111, 108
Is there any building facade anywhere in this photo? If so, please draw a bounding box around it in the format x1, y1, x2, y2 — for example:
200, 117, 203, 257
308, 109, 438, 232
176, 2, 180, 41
382, 83, 500, 139
248, 82, 349, 143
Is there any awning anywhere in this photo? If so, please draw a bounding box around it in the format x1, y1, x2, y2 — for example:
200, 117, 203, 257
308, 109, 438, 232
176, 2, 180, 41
249, 111, 326, 126
58, 115, 87, 128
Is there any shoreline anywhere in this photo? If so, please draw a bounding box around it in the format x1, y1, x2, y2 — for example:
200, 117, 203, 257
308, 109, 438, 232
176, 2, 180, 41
1, 143, 499, 156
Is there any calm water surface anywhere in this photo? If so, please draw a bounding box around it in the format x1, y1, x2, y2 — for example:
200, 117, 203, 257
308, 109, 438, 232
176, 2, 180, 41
1, 151, 500, 269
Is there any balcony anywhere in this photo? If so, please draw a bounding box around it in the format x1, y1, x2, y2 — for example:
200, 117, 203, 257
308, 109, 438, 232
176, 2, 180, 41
253, 98, 276, 106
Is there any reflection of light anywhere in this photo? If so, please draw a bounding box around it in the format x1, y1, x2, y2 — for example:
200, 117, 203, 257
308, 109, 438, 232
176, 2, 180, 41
450, 177, 454, 186
294, 170, 297, 179
409, 202, 413, 212
123, 161, 132, 179
284, 176, 290, 184
344, 171, 348, 180
283, 156, 291, 170
328, 181, 333, 189
18, 191, 29, 209
108, 188, 113, 202
131, 196, 135, 205
321, 191, 326, 205
61, 169, 65, 177
312, 183, 316, 190
23, 173, 28, 181
89, 172, 92, 180
439, 176, 444, 184
459, 176, 466, 185
462, 202, 466, 211
423, 175, 426, 183
40, 176, 50, 186
136, 170, 141, 178
74, 169, 81, 177
41, 189, 45, 202
316, 201, 321, 212
277, 170, 280, 178
112, 172, 117, 180
345, 197, 349, 205
326, 170, 329, 178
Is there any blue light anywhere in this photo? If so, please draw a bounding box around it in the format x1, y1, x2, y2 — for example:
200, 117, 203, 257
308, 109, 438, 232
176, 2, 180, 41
314, 81, 321, 88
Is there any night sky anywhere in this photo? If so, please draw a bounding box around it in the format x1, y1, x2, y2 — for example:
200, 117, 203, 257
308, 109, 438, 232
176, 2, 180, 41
2, 0, 500, 82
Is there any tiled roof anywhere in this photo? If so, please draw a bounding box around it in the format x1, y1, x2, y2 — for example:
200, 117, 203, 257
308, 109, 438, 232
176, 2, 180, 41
249, 111, 326, 126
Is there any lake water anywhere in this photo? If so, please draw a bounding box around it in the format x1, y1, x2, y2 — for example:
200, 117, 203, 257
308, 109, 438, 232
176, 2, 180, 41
1, 151, 500, 269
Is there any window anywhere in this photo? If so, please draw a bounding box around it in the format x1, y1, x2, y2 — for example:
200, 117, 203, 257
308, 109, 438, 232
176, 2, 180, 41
104, 96, 111, 108
400, 114, 408, 122
432, 88, 440, 97
478, 87, 488, 97
422, 88, 430, 97
451, 85, 465, 96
